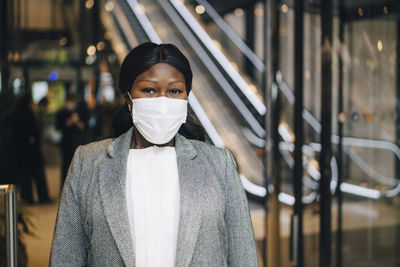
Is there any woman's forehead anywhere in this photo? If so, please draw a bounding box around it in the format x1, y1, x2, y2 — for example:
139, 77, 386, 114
137, 63, 184, 79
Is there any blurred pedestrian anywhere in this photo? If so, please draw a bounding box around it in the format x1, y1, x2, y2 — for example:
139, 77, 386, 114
0, 93, 50, 203
55, 93, 88, 188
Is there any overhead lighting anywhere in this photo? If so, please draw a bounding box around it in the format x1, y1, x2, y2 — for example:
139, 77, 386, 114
377, 40, 383, 52
48, 71, 59, 81
13, 78, 21, 89
281, 4, 288, 13
13, 52, 20, 62
87, 45, 96, 56
59, 36, 68, 46
105, 1, 114, 12
234, 8, 243, 17
86, 0, 94, 9
195, 5, 205, 15
96, 41, 105, 51
85, 55, 96, 65
338, 112, 346, 123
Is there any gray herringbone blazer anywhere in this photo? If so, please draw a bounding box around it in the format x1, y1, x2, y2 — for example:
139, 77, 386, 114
50, 128, 258, 266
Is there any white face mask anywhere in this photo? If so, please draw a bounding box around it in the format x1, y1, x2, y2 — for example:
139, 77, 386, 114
127, 94, 188, 145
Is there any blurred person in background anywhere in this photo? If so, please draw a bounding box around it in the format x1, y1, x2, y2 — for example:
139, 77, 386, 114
55, 93, 88, 188
0, 93, 50, 203
50, 42, 258, 266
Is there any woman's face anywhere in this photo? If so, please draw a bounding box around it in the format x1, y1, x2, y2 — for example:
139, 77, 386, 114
129, 63, 188, 100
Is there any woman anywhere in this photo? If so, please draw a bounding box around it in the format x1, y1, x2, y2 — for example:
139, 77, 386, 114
50, 42, 258, 266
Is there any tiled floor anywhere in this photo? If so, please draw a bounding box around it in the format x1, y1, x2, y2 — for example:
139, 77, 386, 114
24, 166, 60, 267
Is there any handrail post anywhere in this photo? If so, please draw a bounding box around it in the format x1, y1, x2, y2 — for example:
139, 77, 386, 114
0, 185, 18, 267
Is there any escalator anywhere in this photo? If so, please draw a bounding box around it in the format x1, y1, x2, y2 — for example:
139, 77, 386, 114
101, 0, 266, 189
168, 0, 400, 203
100, 0, 400, 204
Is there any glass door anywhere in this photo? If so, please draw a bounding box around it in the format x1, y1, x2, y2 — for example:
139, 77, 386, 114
335, 3, 400, 266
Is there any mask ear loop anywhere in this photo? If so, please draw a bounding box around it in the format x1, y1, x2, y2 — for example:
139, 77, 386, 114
125, 92, 137, 144
125, 92, 133, 113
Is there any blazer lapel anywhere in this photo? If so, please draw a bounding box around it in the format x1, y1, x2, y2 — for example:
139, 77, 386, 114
175, 135, 206, 267
98, 128, 135, 267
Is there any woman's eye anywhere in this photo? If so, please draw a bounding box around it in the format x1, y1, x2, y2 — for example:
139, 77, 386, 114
141, 88, 156, 94
169, 88, 183, 95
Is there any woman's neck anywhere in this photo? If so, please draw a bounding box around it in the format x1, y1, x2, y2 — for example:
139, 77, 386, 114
130, 127, 175, 149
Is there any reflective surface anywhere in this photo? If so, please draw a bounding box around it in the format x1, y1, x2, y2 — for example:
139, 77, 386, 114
274, 0, 400, 266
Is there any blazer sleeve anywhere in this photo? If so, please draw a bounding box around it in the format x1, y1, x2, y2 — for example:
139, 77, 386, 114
50, 146, 88, 266
224, 149, 259, 266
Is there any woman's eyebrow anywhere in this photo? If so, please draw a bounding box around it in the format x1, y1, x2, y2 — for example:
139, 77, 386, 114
136, 79, 158, 84
168, 80, 185, 85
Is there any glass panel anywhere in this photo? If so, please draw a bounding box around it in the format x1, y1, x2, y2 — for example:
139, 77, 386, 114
276, 1, 400, 266
339, 15, 400, 267
278, 3, 322, 266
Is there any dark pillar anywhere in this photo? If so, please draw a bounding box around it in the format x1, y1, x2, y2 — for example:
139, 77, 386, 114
93, 0, 101, 104
77, 0, 86, 98
266, 0, 281, 266
16, 0, 21, 54
245, 3, 255, 79
320, 0, 333, 266
293, 0, 304, 266
262, 0, 269, 262
1, 0, 10, 99
336, 0, 345, 266
396, 20, 400, 193
23, 64, 30, 94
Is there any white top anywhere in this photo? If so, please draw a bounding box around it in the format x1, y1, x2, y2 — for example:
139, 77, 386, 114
126, 146, 180, 267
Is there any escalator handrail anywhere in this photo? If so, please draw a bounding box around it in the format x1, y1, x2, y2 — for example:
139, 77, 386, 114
126, 0, 162, 43
279, 78, 400, 164
167, 0, 266, 116
276, 79, 400, 197
157, 0, 266, 138
125, 0, 224, 148
119, 0, 269, 200
116, 0, 395, 204
194, 0, 265, 72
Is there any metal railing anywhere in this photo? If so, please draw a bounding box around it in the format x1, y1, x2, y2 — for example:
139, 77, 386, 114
0, 185, 17, 267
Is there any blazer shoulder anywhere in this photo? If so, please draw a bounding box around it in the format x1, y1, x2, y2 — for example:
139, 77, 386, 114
74, 138, 115, 172
189, 140, 234, 172
67, 138, 113, 193
190, 140, 226, 157
79, 138, 113, 158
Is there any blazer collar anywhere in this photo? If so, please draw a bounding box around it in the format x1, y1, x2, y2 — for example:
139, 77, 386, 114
101, 128, 204, 267
106, 128, 198, 161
